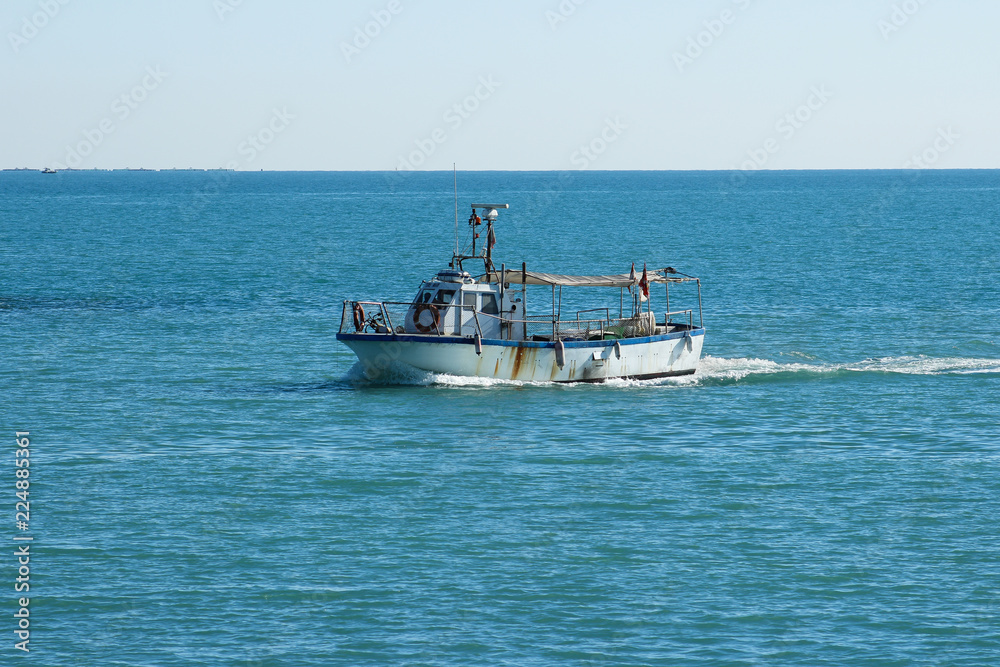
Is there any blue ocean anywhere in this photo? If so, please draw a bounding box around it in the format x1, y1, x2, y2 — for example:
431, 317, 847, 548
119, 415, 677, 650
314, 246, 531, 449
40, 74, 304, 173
3, 170, 999, 666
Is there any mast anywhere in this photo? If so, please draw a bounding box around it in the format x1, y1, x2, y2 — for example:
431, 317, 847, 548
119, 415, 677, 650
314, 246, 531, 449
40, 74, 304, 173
469, 204, 508, 275
469, 207, 479, 258
452, 204, 509, 275
485, 217, 495, 273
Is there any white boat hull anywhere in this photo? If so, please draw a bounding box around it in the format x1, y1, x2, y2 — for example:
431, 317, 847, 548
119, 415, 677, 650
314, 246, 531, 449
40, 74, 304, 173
338, 330, 705, 383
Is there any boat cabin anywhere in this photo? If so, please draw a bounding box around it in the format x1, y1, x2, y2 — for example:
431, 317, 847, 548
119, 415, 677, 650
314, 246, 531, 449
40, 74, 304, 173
403, 269, 525, 339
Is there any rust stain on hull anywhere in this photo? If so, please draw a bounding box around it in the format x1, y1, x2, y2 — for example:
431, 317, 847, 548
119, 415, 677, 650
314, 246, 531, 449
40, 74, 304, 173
510, 346, 540, 380
510, 347, 526, 379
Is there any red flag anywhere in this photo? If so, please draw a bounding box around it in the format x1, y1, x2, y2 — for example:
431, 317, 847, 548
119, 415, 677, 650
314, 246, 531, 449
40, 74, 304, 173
628, 262, 636, 294
639, 263, 649, 300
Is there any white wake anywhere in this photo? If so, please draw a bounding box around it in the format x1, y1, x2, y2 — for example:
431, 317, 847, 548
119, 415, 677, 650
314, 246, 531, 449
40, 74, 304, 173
343, 355, 1000, 388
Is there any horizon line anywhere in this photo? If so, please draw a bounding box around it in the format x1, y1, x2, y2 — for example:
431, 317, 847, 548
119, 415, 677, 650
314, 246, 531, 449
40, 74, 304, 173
4, 167, 1000, 173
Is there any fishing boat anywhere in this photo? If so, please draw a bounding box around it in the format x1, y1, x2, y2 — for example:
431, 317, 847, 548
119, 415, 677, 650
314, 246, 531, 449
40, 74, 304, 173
337, 203, 705, 382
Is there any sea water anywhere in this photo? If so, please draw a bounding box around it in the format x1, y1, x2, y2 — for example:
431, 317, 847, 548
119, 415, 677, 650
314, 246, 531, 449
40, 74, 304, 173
2, 170, 999, 665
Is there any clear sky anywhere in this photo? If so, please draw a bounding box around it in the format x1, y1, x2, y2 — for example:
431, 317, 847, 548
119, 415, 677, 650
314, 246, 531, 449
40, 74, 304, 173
3, 0, 998, 170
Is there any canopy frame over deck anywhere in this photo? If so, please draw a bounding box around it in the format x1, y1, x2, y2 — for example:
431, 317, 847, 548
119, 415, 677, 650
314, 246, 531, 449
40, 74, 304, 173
483, 267, 696, 288
479, 264, 702, 331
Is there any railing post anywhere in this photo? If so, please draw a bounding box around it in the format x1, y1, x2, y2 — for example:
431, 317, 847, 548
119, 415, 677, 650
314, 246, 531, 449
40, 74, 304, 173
500, 263, 506, 340
697, 279, 704, 328
381, 303, 394, 334
551, 284, 556, 339
472, 309, 483, 339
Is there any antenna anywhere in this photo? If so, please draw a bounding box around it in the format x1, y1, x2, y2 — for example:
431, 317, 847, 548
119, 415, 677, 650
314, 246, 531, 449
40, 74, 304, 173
453, 164, 459, 256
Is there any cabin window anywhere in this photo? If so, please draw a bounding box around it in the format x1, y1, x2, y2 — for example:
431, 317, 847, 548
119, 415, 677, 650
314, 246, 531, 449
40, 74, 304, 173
463, 293, 477, 311
433, 289, 456, 305
481, 294, 499, 315
418, 290, 433, 304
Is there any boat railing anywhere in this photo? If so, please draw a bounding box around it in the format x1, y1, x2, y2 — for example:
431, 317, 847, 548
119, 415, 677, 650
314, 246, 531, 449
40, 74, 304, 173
665, 309, 694, 328
340, 300, 486, 338
341, 300, 399, 334
479, 312, 658, 341
523, 317, 610, 341
341, 300, 696, 341
576, 308, 610, 320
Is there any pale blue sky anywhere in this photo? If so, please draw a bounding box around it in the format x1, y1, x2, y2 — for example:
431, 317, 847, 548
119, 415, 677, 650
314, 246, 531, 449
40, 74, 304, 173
3, 0, 997, 170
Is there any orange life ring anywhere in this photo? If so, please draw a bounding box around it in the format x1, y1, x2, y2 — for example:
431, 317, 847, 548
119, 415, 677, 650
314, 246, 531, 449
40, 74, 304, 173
353, 303, 365, 332
413, 303, 440, 333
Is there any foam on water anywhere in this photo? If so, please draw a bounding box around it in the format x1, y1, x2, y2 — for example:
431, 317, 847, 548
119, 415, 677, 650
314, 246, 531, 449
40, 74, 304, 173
344, 361, 550, 388
842, 355, 1000, 375
695, 355, 825, 381
690, 354, 1000, 384
668, 354, 1000, 385
429, 373, 543, 388
343, 354, 1000, 388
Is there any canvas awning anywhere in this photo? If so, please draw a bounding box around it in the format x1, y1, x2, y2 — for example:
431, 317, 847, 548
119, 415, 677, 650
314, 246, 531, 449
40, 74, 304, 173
483, 267, 693, 288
